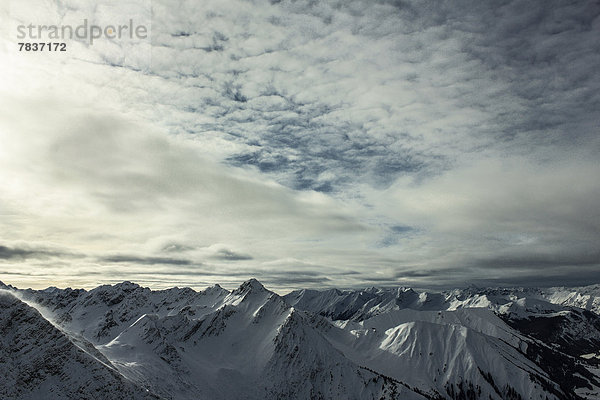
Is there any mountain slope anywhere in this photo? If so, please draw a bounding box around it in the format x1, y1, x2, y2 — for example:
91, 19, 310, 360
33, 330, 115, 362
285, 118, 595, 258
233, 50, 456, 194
287, 285, 600, 400
93, 279, 428, 400
0, 290, 159, 400
4, 280, 600, 400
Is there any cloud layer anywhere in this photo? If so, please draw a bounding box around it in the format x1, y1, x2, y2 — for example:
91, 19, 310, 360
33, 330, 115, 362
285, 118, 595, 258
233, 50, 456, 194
0, 0, 599, 291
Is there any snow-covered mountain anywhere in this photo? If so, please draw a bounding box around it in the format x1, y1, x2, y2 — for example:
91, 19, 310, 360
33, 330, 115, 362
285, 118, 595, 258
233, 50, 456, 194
2, 279, 600, 399
286, 285, 600, 399
0, 290, 158, 400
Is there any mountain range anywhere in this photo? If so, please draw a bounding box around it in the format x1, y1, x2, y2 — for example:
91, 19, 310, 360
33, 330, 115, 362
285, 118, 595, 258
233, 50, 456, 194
1, 279, 600, 399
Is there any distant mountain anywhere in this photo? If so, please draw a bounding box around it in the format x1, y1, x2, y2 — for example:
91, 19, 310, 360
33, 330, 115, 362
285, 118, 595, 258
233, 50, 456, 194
286, 285, 600, 399
2, 280, 600, 399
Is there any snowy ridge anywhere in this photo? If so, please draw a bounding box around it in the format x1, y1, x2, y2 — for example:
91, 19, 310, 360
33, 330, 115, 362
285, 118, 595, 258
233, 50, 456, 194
4, 281, 600, 399
0, 290, 159, 400
315, 307, 559, 400
287, 285, 600, 399
542, 286, 600, 315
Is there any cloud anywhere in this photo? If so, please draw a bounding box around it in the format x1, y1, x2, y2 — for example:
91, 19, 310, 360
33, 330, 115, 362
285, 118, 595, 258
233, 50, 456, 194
468, 265, 600, 288
0, 244, 73, 261
133, 0, 600, 194
1, 0, 599, 290
0, 93, 373, 290
211, 249, 253, 261
469, 252, 600, 271
100, 255, 194, 266
368, 157, 600, 283
161, 243, 196, 253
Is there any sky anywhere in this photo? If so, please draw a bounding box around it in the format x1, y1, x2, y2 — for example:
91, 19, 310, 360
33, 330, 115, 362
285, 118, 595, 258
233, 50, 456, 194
0, 0, 599, 292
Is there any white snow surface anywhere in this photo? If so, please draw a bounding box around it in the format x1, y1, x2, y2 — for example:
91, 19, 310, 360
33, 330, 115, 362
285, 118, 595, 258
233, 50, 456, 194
2, 280, 600, 399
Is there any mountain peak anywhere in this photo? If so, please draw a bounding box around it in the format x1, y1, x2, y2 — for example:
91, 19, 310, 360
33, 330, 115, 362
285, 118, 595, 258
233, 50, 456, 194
238, 278, 266, 292
201, 283, 229, 297
113, 281, 141, 291
229, 279, 271, 299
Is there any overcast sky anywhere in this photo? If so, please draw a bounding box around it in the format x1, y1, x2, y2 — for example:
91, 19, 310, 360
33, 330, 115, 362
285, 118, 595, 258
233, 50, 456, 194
0, 0, 599, 292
